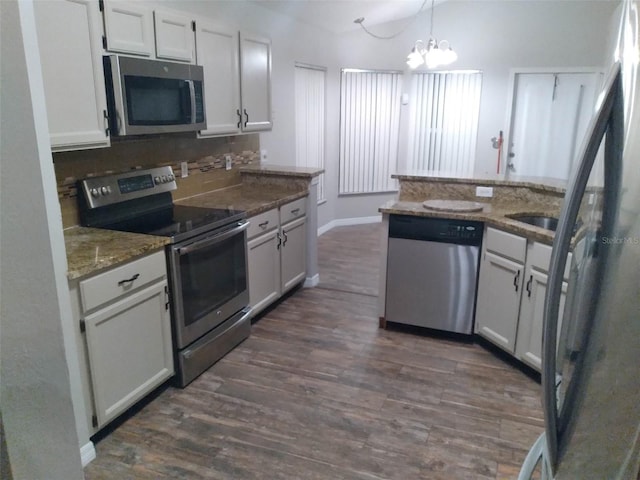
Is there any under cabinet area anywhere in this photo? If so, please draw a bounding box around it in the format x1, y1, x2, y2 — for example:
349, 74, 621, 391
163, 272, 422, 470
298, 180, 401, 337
247, 198, 306, 316
69, 250, 174, 433
34, 0, 110, 151
475, 226, 571, 371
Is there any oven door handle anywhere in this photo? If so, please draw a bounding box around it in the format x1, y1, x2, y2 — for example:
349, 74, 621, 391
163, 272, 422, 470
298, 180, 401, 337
177, 221, 249, 256
188, 80, 197, 124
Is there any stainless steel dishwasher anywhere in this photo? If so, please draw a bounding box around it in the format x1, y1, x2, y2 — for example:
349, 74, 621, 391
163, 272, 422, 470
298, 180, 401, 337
385, 215, 483, 334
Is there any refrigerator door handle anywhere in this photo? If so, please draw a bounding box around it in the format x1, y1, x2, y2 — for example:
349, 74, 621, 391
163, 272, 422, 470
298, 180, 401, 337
541, 61, 623, 471
518, 433, 553, 480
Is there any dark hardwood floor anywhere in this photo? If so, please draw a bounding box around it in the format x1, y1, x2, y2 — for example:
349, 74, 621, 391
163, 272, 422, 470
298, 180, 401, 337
84, 223, 543, 480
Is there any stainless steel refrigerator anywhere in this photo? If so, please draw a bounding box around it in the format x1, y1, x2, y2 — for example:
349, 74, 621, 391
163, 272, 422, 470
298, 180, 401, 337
518, 0, 640, 478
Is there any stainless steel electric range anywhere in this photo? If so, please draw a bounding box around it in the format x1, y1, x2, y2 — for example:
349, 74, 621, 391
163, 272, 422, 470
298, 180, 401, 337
78, 166, 251, 387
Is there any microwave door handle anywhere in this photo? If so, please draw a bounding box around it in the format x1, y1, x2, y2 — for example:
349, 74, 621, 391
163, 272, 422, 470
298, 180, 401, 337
177, 221, 249, 256
187, 80, 196, 124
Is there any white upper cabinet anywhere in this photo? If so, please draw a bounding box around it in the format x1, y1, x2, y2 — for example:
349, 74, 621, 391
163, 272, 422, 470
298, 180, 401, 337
154, 9, 195, 63
102, 1, 154, 56
195, 21, 242, 136
239, 32, 273, 132
34, 0, 110, 152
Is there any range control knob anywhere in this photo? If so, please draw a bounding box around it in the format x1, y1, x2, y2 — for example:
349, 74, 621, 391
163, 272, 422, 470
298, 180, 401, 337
101, 186, 108, 195
168, 173, 175, 182
161, 175, 168, 183
154, 176, 161, 185
90, 188, 99, 198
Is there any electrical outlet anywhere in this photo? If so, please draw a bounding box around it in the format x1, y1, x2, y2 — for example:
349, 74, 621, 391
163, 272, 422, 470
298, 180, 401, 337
180, 161, 188, 178
475, 186, 493, 197
225, 155, 232, 170
260, 149, 268, 162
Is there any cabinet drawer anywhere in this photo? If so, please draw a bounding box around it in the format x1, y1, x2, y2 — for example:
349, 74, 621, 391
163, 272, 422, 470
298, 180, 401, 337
80, 250, 166, 313
529, 242, 572, 281
247, 208, 279, 239
279, 197, 306, 225
486, 227, 527, 263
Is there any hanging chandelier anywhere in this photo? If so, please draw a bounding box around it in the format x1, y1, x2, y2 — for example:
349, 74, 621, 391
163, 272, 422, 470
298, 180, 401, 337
406, 0, 457, 69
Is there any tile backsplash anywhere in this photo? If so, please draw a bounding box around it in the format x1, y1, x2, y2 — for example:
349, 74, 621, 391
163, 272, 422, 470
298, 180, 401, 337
55, 133, 260, 228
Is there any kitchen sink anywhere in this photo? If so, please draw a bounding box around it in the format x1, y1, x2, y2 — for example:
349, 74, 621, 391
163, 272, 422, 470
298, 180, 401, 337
507, 214, 559, 231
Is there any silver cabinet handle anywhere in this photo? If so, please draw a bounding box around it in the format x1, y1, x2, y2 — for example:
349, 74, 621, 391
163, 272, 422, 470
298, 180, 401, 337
276, 232, 282, 250
259, 220, 269, 228
282, 230, 288, 246
513, 270, 520, 292
291, 208, 300, 215
526, 275, 533, 297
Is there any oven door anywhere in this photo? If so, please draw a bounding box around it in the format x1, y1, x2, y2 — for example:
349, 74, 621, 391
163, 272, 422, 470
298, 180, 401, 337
169, 220, 249, 349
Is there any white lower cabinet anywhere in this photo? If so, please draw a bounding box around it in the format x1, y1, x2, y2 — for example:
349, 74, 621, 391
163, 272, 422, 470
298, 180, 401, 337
476, 227, 571, 371
475, 228, 527, 353
515, 243, 570, 371
247, 198, 306, 316
70, 250, 174, 433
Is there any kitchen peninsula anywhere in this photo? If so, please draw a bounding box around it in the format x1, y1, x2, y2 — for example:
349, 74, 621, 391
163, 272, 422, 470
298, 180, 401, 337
378, 171, 570, 373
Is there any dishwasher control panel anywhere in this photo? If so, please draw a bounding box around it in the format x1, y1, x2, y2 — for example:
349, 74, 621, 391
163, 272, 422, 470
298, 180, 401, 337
389, 215, 483, 245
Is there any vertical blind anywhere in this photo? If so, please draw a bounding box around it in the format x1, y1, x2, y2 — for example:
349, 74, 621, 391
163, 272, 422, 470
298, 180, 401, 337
294, 64, 326, 201
339, 69, 402, 194
406, 72, 482, 176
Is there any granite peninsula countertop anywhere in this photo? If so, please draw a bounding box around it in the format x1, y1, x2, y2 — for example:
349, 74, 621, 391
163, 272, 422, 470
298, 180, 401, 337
65, 227, 170, 280
393, 170, 567, 194
380, 200, 560, 244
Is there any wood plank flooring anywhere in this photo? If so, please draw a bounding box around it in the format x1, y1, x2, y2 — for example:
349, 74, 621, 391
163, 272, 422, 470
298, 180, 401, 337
85, 223, 543, 480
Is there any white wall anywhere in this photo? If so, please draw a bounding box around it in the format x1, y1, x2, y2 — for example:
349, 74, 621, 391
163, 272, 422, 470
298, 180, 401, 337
0, 0, 85, 478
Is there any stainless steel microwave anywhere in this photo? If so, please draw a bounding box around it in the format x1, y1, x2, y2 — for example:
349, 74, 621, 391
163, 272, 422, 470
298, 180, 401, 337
103, 55, 206, 136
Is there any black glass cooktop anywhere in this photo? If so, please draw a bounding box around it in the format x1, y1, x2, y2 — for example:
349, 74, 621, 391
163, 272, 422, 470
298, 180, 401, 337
103, 205, 246, 243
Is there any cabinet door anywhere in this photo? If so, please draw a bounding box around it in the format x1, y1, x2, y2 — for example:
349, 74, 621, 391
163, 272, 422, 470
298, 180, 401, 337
154, 9, 194, 62
239, 32, 272, 131
475, 251, 524, 353
247, 229, 280, 315
280, 216, 306, 293
195, 21, 241, 136
34, 0, 110, 151
516, 269, 568, 371
103, 1, 154, 56
84, 281, 173, 428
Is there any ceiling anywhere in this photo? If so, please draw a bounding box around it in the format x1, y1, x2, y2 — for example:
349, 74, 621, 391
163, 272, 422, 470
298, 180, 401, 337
253, 0, 437, 34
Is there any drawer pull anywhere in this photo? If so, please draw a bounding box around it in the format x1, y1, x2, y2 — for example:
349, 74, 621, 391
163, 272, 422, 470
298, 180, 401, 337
118, 273, 140, 286
291, 208, 301, 215
259, 220, 269, 228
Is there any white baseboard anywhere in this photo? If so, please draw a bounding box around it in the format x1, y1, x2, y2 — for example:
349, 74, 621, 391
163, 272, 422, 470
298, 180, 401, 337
80, 441, 96, 467
318, 215, 381, 236
303, 274, 320, 288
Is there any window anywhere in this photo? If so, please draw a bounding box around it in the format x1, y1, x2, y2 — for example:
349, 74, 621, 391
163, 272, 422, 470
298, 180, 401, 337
339, 69, 402, 194
295, 64, 326, 201
406, 71, 482, 176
